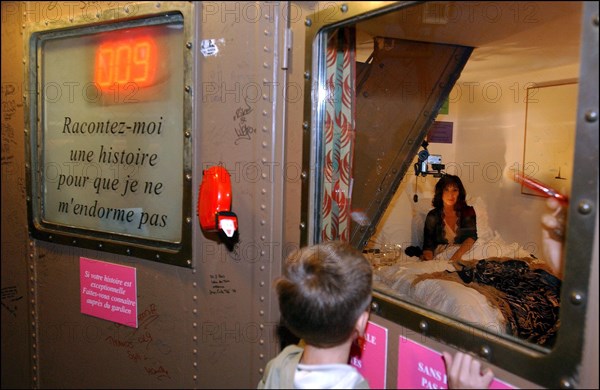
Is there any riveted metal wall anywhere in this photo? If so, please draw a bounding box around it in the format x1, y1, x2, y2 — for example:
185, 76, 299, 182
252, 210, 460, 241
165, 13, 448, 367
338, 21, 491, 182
1, 1, 296, 388
2, 2, 32, 387
193, 1, 292, 387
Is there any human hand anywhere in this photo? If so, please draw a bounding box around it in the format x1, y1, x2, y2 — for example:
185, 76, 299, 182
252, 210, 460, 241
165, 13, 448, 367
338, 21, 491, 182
442, 351, 494, 389
541, 197, 566, 277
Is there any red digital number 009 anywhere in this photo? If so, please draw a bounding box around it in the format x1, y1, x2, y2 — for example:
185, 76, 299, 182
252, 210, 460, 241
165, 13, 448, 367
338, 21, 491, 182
94, 36, 157, 90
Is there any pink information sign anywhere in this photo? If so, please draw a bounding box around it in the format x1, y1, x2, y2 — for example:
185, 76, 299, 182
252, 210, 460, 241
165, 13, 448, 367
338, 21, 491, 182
397, 336, 514, 389
349, 321, 388, 388
80, 257, 138, 328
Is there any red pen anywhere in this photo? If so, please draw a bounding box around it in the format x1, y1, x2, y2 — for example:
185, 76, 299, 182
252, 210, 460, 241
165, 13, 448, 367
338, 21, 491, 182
514, 172, 569, 203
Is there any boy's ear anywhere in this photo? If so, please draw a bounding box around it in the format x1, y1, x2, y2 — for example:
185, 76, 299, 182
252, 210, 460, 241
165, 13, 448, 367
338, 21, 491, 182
355, 310, 370, 336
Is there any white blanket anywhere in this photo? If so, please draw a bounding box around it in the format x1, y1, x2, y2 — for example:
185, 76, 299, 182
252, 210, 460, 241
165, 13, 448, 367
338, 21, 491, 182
372, 235, 537, 334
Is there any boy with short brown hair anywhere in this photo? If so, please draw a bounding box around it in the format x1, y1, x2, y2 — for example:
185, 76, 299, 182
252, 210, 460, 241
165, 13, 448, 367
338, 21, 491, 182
258, 241, 372, 388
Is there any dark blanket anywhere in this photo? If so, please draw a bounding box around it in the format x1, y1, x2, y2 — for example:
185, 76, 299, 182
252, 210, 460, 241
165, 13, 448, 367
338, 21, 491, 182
414, 258, 561, 347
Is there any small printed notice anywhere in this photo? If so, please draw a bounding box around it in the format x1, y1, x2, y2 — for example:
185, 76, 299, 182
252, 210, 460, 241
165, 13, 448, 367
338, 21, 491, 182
349, 321, 388, 388
427, 121, 453, 144
80, 257, 138, 328
397, 336, 514, 389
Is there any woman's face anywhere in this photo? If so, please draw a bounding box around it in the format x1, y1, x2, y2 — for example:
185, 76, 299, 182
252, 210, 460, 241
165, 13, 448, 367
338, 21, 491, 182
442, 184, 459, 208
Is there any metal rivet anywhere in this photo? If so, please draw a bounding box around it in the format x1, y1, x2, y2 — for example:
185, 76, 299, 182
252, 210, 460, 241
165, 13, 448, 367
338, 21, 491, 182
560, 377, 573, 389
578, 200, 593, 215
186, 42, 192, 49
371, 301, 379, 312
585, 110, 598, 122
570, 291, 583, 305
480, 345, 491, 357
185, 131, 191, 138
304, 71, 310, 80
299, 222, 306, 230
341, 4, 348, 12
301, 171, 307, 179
305, 18, 312, 27
302, 121, 309, 130
419, 320, 428, 332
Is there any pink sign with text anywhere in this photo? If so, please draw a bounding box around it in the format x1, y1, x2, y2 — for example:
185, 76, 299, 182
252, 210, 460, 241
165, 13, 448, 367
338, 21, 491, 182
80, 257, 138, 328
397, 336, 514, 389
349, 321, 388, 388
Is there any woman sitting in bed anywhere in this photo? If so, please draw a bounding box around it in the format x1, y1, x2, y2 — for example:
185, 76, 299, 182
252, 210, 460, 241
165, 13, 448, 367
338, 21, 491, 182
422, 174, 477, 261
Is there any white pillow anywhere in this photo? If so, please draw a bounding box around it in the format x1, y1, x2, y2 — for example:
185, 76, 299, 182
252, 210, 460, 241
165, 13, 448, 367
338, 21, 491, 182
469, 196, 494, 243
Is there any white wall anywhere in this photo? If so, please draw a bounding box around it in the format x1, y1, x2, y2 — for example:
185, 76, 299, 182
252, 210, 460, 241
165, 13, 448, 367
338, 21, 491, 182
371, 63, 580, 260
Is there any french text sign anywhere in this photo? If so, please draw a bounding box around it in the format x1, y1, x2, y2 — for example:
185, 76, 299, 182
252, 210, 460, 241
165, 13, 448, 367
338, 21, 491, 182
349, 321, 388, 388
80, 257, 138, 328
397, 336, 514, 389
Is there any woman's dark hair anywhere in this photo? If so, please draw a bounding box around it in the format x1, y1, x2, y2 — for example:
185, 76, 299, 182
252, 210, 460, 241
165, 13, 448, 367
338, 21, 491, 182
432, 174, 468, 210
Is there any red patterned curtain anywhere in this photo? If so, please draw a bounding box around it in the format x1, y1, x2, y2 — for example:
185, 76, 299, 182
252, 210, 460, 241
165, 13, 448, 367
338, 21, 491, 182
321, 28, 356, 242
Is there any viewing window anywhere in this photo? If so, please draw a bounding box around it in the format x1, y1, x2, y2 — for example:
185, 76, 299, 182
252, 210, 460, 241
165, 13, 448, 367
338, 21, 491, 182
301, 2, 594, 387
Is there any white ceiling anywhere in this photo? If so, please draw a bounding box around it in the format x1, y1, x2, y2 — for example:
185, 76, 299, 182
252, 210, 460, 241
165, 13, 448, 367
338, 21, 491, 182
354, 1, 583, 81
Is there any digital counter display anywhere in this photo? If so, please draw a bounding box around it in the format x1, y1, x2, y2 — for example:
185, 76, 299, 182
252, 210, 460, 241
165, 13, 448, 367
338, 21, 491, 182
94, 35, 158, 90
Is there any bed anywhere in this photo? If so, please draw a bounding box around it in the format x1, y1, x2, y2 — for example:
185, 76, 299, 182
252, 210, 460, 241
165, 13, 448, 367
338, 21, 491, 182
370, 197, 561, 347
